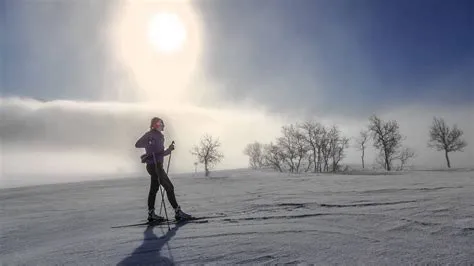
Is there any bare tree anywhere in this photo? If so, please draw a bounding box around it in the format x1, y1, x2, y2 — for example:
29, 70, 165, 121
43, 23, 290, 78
356, 130, 369, 169
396, 147, 416, 171
243, 142, 264, 169
191, 134, 224, 177
428, 117, 467, 168
327, 126, 339, 172
300, 121, 324, 173
320, 127, 331, 172
256, 122, 349, 174
331, 136, 350, 172
316, 135, 324, 172
277, 124, 309, 173
293, 126, 311, 173
368, 115, 403, 171
306, 125, 349, 172
262, 142, 284, 172
304, 154, 314, 173
323, 125, 350, 172
277, 125, 296, 173
374, 151, 386, 170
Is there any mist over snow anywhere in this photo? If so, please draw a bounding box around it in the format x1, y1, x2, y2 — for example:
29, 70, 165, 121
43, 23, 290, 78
0, 97, 288, 187
1, 97, 473, 188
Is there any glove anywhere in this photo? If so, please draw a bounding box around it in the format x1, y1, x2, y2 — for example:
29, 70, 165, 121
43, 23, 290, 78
168, 143, 175, 151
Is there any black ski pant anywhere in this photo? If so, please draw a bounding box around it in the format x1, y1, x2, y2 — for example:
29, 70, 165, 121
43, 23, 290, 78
146, 162, 179, 211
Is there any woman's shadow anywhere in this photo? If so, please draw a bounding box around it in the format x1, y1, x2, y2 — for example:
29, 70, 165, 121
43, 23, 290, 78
117, 222, 188, 266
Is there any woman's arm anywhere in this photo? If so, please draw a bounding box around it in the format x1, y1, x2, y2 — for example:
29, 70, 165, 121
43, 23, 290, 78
162, 142, 175, 156
135, 131, 150, 148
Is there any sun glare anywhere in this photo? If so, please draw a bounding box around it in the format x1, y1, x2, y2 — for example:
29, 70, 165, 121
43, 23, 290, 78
111, 1, 202, 103
148, 13, 186, 53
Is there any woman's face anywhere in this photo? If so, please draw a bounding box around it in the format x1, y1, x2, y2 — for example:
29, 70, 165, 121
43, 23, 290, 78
153, 120, 165, 131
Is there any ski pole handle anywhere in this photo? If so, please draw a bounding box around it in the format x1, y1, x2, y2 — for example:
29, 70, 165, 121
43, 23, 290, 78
167, 141, 174, 174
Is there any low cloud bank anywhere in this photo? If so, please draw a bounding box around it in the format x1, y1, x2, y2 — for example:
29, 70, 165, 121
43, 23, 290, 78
1, 97, 472, 187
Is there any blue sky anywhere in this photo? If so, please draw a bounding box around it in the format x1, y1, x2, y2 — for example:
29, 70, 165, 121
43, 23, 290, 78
2, 1, 118, 100
3, 0, 473, 117
195, 0, 473, 116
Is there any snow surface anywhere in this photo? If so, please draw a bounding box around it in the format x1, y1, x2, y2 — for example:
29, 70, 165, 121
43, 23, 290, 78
1, 168, 474, 265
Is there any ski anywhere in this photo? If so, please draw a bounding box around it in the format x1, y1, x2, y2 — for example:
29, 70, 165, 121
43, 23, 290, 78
152, 217, 209, 226
112, 216, 212, 229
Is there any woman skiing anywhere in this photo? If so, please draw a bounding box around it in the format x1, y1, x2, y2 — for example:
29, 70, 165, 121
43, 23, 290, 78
135, 117, 192, 222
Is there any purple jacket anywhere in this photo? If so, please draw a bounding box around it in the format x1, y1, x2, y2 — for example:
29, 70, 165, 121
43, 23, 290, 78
135, 129, 171, 164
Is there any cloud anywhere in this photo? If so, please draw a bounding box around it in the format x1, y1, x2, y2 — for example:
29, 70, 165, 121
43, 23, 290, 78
0, 97, 290, 187
4, 0, 472, 120
3, 0, 137, 101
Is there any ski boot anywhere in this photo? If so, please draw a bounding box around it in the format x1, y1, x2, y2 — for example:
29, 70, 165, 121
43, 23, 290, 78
175, 206, 193, 221
148, 209, 165, 222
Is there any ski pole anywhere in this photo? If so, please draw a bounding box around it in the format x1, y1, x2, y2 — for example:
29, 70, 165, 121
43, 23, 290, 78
153, 152, 170, 230
159, 141, 175, 217
167, 141, 175, 174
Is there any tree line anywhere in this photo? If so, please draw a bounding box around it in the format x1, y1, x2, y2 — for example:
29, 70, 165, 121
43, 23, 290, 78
189, 116, 467, 176
244, 116, 468, 173
244, 122, 349, 173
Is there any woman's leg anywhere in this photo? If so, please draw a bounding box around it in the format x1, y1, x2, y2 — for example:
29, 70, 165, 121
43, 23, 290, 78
156, 163, 179, 209
146, 164, 160, 211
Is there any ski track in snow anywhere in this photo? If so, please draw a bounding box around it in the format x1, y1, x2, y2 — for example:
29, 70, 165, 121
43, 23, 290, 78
1, 169, 474, 265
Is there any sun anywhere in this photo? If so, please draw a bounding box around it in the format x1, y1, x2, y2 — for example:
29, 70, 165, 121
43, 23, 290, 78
148, 12, 187, 53
111, 1, 202, 103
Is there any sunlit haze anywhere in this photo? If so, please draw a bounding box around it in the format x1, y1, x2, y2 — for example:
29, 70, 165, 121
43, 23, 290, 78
148, 12, 187, 53
110, 0, 202, 103
2, 0, 473, 187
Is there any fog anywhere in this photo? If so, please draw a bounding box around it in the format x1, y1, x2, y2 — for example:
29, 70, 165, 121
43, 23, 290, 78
1, 97, 473, 188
